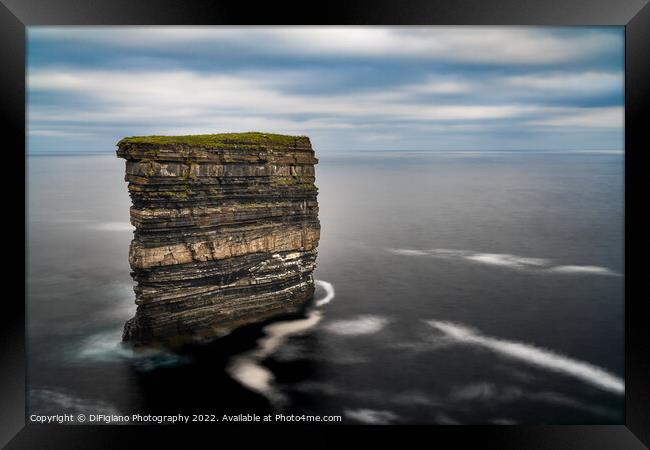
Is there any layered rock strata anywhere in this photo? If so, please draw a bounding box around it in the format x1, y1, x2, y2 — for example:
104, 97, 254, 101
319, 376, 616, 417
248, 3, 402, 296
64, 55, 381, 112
116, 133, 320, 346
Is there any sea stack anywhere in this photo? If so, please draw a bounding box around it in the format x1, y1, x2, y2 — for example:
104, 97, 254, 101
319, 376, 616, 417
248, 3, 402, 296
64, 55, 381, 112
116, 132, 320, 346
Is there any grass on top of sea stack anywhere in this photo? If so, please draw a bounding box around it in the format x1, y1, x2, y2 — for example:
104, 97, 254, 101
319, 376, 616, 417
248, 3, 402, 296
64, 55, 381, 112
117, 132, 309, 147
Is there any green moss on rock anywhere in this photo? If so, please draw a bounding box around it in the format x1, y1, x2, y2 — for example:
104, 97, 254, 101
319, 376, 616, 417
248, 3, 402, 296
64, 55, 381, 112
158, 189, 190, 200
270, 175, 315, 189
118, 132, 308, 148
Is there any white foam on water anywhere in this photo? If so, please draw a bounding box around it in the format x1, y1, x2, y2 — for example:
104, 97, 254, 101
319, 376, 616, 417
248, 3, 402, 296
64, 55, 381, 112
428, 248, 472, 258
388, 247, 620, 276
227, 311, 323, 405
450, 382, 498, 401
315, 279, 335, 306
78, 330, 134, 361
465, 253, 549, 269
387, 248, 429, 256
259, 311, 324, 356
427, 320, 624, 395
227, 359, 275, 398
76, 330, 189, 371
448, 382, 617, 417
344, 408, 399, 425
30, 388, 121, 416
323, 315, 389, 336
548, 265, 620, 276
227, 279, 335, 404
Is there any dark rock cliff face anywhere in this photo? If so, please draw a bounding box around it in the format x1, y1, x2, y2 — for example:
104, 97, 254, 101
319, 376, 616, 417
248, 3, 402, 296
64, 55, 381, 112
116, 132, 320, 346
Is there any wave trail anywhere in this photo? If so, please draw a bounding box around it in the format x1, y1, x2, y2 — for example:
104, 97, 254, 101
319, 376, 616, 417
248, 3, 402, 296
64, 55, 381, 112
426, 320, 624, 395
315, 280, 335, 306
226, 279, 335, 404
387, 248, 620, 276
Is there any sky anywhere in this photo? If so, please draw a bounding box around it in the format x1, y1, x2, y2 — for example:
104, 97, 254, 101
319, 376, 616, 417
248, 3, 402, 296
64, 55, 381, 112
27, 27, 624, 154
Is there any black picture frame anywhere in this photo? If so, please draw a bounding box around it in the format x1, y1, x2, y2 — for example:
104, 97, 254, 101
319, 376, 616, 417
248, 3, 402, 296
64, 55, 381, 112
3, 1, 648, 447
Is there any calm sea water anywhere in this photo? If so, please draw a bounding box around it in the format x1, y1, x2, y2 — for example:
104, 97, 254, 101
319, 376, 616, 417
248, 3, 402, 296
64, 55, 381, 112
27, 151, 624, 424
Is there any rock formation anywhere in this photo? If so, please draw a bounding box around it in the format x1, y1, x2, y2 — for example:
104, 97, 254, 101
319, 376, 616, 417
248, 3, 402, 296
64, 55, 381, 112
116, 132, 320, 346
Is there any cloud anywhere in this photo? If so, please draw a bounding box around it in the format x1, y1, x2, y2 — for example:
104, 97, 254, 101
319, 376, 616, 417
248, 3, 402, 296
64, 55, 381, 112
528, 107, 623, 128
27, 27, 624, 152
28, 129, 99, 138
30, 27, 622, 65
29, 69, 620, 128
28, 69, 527, 122
507, 71, 622, 94
403, 78, 472, 94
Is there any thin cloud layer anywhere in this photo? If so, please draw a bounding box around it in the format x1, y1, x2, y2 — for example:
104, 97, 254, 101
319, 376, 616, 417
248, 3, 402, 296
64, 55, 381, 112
29, 27, 622, 65
27, 27, 623, 153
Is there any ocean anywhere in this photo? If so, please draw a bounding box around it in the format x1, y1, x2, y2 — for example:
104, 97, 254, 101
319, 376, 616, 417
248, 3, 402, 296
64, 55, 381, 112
26, 150, 624, 424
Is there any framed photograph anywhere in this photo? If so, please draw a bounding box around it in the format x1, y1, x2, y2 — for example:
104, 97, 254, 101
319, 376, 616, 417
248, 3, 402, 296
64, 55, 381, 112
3, 0, 649, 447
